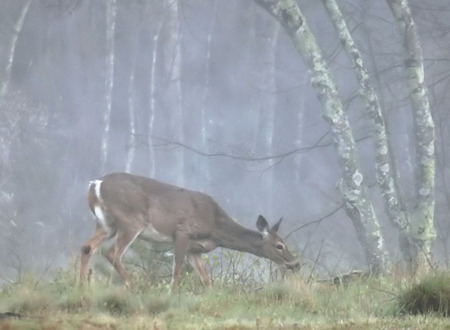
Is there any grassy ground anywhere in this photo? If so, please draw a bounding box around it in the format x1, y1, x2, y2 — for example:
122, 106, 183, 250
0, 271, 450, 329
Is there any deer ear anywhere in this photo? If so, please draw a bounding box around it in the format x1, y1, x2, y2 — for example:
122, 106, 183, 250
271, 217, 282, 233
256, 215, 269, 234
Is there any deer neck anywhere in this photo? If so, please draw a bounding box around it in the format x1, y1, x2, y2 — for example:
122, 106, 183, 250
214, 217, 264, 257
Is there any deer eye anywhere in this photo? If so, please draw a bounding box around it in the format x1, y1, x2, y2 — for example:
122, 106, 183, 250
276, 244, 284, 251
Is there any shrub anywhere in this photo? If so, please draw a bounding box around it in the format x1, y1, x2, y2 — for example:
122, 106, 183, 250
6, 290, 52, 315
398, 274, 450, 316
96, 289, 136, 316
143, 296, 170, 315
57, 289, 92, 313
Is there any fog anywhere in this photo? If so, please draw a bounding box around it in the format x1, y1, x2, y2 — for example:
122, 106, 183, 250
1, 0, 449, 281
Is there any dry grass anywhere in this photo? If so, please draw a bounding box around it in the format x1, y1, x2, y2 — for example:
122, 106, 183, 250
0, 267, 450, 329
397, 274, 450, 316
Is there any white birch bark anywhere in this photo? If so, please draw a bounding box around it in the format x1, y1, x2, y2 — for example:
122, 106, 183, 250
125, 42, 138, 173
148, 22, 163, 178
1, 0, 32, 100
254, 0, 387, 273
323, 0, 408, 231
323, 0, 417, 267
125, 67, 136, 173
201, 0, 218, 149
100, 0, 117, 173
164, 0, 184, 186
386, 0, 436, 265
200, 0, 218, 187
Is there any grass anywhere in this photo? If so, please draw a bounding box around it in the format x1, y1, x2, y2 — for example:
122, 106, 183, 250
0, 270, 450, 329
398, 274, 450, 316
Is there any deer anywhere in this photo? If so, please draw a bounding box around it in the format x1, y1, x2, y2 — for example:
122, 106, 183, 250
80, 172, 299, 289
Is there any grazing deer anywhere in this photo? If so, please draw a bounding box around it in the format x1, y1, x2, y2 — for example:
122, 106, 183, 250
80, 172, 299, 288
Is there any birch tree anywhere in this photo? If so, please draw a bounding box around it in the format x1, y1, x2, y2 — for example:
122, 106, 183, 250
386, 0, 436, 267
199, 0, 219, 188
163, 0, 184, 186
321, 0, 413, 267
253, 0, 387, 273
100, 0, 117, 173
148, 20, 163, 178
125, 59, 137, 174
125, 6, 147, 173
0, 0, 32, 101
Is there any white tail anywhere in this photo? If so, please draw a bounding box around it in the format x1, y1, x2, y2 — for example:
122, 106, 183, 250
80, 172, 299, 288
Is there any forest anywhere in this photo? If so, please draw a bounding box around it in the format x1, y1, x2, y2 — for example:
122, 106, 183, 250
1, 0, 450, 327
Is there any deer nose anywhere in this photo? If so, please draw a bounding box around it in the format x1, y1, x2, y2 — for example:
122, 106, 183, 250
286, 259, 301, 271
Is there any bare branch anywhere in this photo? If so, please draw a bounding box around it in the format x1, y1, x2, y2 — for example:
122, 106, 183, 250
284, 203, 345, 240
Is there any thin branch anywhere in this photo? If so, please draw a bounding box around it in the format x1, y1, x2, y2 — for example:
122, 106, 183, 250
146, 133, 371, 163
284, 203, 345, 240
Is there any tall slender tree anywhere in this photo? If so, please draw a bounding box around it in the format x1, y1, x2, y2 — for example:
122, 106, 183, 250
163, 0, 184, 186
254, 0, 387, 273
0, 0, 32, 101
100, 0, 117, 172
386, 0, 436, 267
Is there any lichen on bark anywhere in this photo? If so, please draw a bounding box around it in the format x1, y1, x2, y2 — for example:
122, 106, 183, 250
387, 0, 436, 264
254, 0, 387, 273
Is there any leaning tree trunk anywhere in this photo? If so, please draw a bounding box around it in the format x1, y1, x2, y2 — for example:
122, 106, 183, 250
254, 0, 387, 273
386, 0, 436, 269
322, 0, 413, 267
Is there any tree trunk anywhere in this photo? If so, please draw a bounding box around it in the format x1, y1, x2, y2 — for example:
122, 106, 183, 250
254, 0, 387, 273
200, 0, 219, 189
148, 22, 163, 178
125, 12, 142, 173
0, 0, 32, 100
100, 0, 117, 173
323, 0, 415, 269
386, 0, 436, 268
125, 60, 136, 173
164, 0, 184, 186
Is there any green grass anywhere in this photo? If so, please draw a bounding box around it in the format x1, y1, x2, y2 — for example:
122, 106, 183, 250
398, 274, 450, 316
1, 271, 450, 329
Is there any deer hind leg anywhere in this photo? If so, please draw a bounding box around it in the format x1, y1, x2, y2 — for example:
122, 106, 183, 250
80, 223, 111, 284
105, 229, 142, 288
187, 253, 212, 287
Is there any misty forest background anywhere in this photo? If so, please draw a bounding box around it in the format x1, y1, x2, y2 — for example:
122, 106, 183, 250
1, 0, 450, 284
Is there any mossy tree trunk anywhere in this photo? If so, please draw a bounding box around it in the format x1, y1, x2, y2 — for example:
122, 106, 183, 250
254, 0, 387, 273
386, 0, 436, 268
322, 0, 415, 269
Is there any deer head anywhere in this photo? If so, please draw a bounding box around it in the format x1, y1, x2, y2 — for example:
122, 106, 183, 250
256, 215, 299, 270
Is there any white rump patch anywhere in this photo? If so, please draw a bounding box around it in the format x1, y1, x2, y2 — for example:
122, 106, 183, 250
94, 205, 106, 225
92, 180, 103, 200
90, 179, 108, 228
